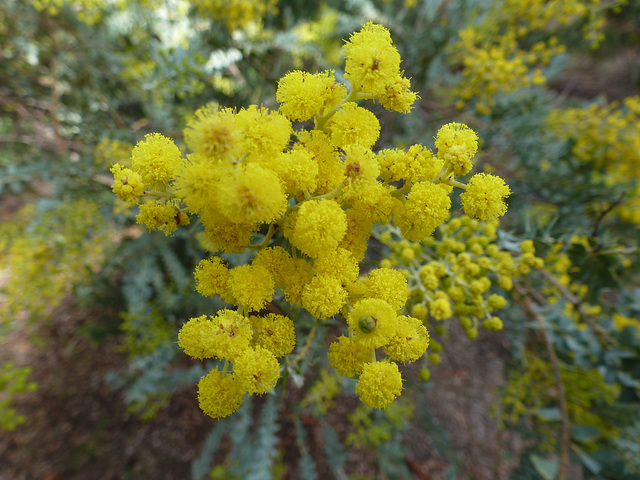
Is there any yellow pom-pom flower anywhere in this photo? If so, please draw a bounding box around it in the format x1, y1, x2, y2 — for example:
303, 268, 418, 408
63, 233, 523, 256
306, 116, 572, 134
290, 199, 347, 258
395, 182, 451, 241
251, 313, 296, 358
355, 361, 403, 409
460, 173, 511, 221
301, 274, 347, 319
348, 298, 399, 348
235, 105, 293, 162
343, 22, 402, 95
194, 256, 232, 301
216, 163, 287, 225
131, 133, 183, 183
227, 264, 274, 312
136, 203, 189, 236
364, 268, 410, 311
327, 102, 380, 148
435, 123, 479, 177
172, 153, 222, 214
233, 346, 280, 395
385, 315, 430, 363
271, 149, 318, 196
197, 369, 245, 419
178, 315, 219, 360
327, 335, 372, 377
277, 70, 345, 121
110, 164, 145, 203
379, 76, 418, 113
184, 104, 242, 162
209, 309, 253, 360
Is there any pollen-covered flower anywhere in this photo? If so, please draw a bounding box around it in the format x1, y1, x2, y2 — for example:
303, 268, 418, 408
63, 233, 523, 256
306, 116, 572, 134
178, 315, 219, 360
355, 361, 403, 409
110, 163, 144, 203
131, 133, 183, 184
460, 173, 511, 221
290, 199, 347, 258
172, 153, 222, 214
435, 123, 479, 177
271, 149, 318, 196
251, 313, 296, 358
197, 369, 245, 419
385, 315, 430, 362
327, 102, 380, 148
209, 309, 253, 360
301, 274, 347, 319
348, 298, 399, 348
184, 104, 242, 161
377, 145, 443, 184
379, 76, 418, 113
235, 105, 293, 162
216, 163, 287, 225
227, 264, 274, 312
343, 22, 402, 95
364, 268, 410, 311
194, 256, 232, 301
394, 182, 451, 241
233, 346, 280, 395
277, 70, 345, 121
136, 202, 189, 236
328, 335, 372, 377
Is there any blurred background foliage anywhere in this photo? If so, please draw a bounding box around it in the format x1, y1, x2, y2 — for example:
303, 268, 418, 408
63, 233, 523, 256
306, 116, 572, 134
1, 0, 639, 479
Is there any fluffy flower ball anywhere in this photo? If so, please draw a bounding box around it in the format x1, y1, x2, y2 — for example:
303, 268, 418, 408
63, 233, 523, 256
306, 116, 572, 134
290, 199, 347, 258
395, 182, 451, 241
356, 361, 403, 409
435, 123, 479, 177
131, 133, 183, 183
460, 173, 511, 221
197, 369, 245, 419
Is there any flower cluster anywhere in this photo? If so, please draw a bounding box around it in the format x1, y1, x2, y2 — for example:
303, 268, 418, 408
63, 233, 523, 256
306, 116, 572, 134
378, 215, 542, 374
109, 22, 513, 416
0, 201, 114, 322
547, 96, 640, 224
448, 0, 610, 113
190, 0, 278, 31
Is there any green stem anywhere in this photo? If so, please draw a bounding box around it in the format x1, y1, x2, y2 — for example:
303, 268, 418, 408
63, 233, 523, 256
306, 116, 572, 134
315, 88, 359, 131
437, 177, 467, 189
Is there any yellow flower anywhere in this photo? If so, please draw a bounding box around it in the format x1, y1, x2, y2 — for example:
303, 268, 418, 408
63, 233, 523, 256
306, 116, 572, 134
216, 163, 287, 225
355, 361, 403, 409
172, 153, 222, 214
385, 315, 430, 363
197, 369, 245, 419
301, 274, 347, 319
343, 22, 402, 95
251, 313, 296, 357
131, 133, 183, 183
290, 199, 347, 258
435, 123, 478, 177
184, 104, 242, 162
277, 70, 345, 121
227, 264, 274, 312
235, 105, 293, 163
327, 102, 380, 148
110, 163, 144, 203
379, 76, 418, 113
327, 335, 372, 377
461, 173, 511, 221
136, 203, 189, 236
178, 315, 219, 360
395, 182, 451, 241
364, 268, 410, 311
233, 346, 280, 395
348, 298, 399, 348
194, 256, 232, 302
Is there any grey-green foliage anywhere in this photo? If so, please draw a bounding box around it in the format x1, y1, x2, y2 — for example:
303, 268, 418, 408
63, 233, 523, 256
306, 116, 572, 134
294, 413, 317, 480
